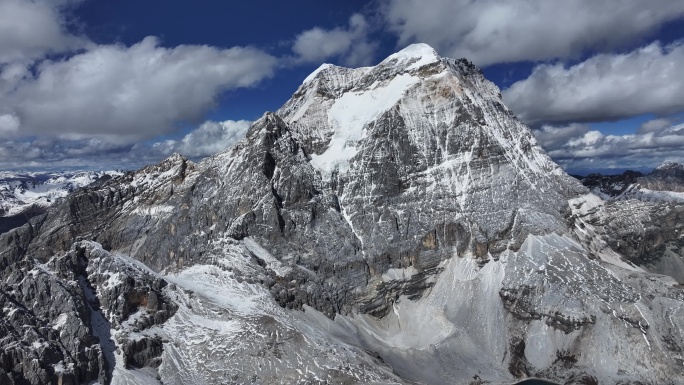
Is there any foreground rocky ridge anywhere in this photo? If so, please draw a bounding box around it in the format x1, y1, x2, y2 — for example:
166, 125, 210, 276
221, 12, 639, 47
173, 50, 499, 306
1, 44, 683, 384
0, 241, 176, 384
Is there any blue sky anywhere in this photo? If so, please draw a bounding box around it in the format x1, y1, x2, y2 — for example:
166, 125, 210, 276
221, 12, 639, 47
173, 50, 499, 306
1, 0, 684, 174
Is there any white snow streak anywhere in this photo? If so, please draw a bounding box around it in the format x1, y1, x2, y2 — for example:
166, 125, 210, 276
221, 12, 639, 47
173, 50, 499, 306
311, 74, 419, 175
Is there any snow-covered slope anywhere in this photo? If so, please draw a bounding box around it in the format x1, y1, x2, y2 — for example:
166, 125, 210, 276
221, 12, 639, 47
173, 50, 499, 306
1, 44, 684, 385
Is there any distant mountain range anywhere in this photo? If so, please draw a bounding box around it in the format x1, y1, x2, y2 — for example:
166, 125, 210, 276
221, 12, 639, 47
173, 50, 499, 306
576, 162, 684, 203
0, 171, 122, 233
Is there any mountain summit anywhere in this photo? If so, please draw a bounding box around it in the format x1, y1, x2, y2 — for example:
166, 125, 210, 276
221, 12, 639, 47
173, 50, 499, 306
1, 45, 683, 385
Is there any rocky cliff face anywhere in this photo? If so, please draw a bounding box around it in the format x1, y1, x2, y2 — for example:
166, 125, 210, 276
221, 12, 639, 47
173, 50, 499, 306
1, 44, 683, 385
0, 241, 176, 384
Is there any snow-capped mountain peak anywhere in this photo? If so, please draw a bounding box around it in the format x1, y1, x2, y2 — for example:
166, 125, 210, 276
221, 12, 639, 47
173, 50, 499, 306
301, 63, 335, 84
381, 42, 441, 71
280, 41, 564, 188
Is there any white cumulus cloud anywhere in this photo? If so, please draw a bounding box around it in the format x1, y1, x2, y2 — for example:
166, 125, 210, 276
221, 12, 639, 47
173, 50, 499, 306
0, 37, 276, 143
149, 119, 251, 159
0, 114, 20, 135
637, 118, 672, 134
292, 14, 378, 66
534, 120, 684, 171
0, 0, 88, 64
503, 42, 684, 125
532, 123, 590, 151
381, 0, 684, 66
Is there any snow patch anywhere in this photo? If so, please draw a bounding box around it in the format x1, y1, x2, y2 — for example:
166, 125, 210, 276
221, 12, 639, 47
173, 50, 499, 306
383, 43, 440, 71
382, 267, 418, 281
302, 63, 334, 84
131, 205, 174, 217
104, 272, 123, 288
568, 193, 604, 216
165, 264, 273, 316
52, 362, 65, 373
312, 74, 420, 175
243, 237, 292, 277
53, 313, 69, 330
